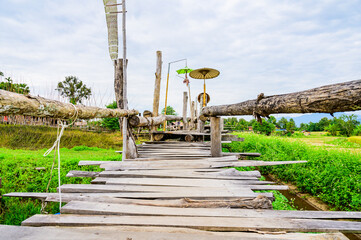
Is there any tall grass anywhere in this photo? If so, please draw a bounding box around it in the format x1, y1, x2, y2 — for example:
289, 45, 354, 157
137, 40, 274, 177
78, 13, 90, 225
0, 147, 122, 225
227, 133, 361, 211
0, 125, 122, 149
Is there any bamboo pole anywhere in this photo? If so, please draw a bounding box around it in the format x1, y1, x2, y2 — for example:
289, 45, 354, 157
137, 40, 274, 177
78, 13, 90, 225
0, 89, 138, 119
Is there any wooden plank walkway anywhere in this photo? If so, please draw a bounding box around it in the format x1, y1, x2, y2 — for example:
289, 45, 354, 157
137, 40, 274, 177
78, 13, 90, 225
3, 141, 361, 239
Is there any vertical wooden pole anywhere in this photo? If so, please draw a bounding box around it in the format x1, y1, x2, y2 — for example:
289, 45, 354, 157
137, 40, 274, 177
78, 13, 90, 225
211, 116, 222, 157
198, 98, 204, 133
121, 0, 128, 160
153, 51, 162, 117
190, 100, 195, 129
121, 0, 137, 159
152, 51, 162, 139
182, 91, 188, 130
114, 59, 125, 133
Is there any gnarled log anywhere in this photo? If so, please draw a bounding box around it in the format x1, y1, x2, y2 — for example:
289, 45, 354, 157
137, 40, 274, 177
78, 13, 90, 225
201, 80, 361, 117
129, 115, 183, 127
0, 90, 138, 119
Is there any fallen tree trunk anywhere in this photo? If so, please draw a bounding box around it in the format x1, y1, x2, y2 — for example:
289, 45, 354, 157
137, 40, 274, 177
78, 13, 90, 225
201, 80, 361, 117
0, 90, 138, 119
129, 115, 183, 127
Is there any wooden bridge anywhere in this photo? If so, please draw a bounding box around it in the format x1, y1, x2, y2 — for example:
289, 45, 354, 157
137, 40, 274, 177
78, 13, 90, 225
3, 141, 361, 239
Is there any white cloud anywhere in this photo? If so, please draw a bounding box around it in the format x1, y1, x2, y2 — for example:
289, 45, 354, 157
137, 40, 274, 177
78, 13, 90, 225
0, 0, 361, 116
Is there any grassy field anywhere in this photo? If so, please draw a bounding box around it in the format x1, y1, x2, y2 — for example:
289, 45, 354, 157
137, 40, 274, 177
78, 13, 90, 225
0, 146, 122, 225
288, 132, 361, 149
226, 132, 361, 211
0, 125, 123, 149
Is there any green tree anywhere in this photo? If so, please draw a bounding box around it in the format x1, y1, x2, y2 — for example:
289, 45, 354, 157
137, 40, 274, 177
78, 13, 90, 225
161, 106, 177, 115
325, 123, 339, 136
252, 119, 275, 136
307, 122, 321, 132
353, 125, 361, 136
238, 118, 249, 131
56, 76, 91, 104
101, 101, 120, 131
337, 114, 359, 137
299, 123, 309, 131
285, 118, 296, 133
318, 117, 331, 131
277, 117, 288, 129
267, 116, 277, 125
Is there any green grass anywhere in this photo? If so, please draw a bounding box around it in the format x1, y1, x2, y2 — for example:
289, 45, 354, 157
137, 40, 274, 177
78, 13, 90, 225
325, 138, 361, 148
226, 132, 361, 211
0, 125, 123, 149
0, 147, 122, 225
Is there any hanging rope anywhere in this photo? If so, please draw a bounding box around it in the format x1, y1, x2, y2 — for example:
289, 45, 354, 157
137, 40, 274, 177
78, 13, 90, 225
41, 104, 78, 213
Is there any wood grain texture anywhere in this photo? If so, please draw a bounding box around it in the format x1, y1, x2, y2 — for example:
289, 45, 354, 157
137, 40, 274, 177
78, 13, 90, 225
61, 201, 361, 219
201, 80, 361, 117
0, 89, 138, 119
129, 115, 183, 127
1, 225, 349, 240
22, 214, 361, 233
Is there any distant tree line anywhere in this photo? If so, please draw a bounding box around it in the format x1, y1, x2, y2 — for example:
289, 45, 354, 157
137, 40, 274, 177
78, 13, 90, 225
223, 114, 361, 137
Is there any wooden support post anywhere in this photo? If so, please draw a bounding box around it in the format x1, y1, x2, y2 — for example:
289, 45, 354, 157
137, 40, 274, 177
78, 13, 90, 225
220, 117, 224, 131
151, 51, 162, 140
114, 59, 126, 133
152, 51, 162, 116
190, 100, 195, 129
182, 91, 188, 130
211, 116, 222, 157
198, 98, 205, 133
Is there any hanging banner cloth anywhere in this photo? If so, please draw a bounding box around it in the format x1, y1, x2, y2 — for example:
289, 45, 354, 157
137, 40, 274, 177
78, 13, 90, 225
103, 0, 119, 60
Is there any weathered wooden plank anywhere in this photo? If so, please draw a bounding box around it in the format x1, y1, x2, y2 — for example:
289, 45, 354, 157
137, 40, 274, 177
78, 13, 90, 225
22, 214, 361, 232
223, 152, 261, 157
66, 171, 100, 178
4, 191, 274, 202
78, 161, 119, 166
58, 184, 257, 196
3, 192, 49, 200
124, 156, 238, 162
61, 201, 361, 219
209, 168, 261, 177
0, 225, 348, 240
91, 177, 274, 186
56, 195, 273, 208
100, 160, 307, 170
98, 170, 261, 180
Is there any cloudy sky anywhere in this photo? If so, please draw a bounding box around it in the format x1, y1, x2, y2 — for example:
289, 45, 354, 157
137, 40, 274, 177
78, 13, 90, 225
1, 0, 361, 117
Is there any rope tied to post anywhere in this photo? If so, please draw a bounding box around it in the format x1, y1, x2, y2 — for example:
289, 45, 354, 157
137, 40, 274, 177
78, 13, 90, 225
41, 104, 78, 213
